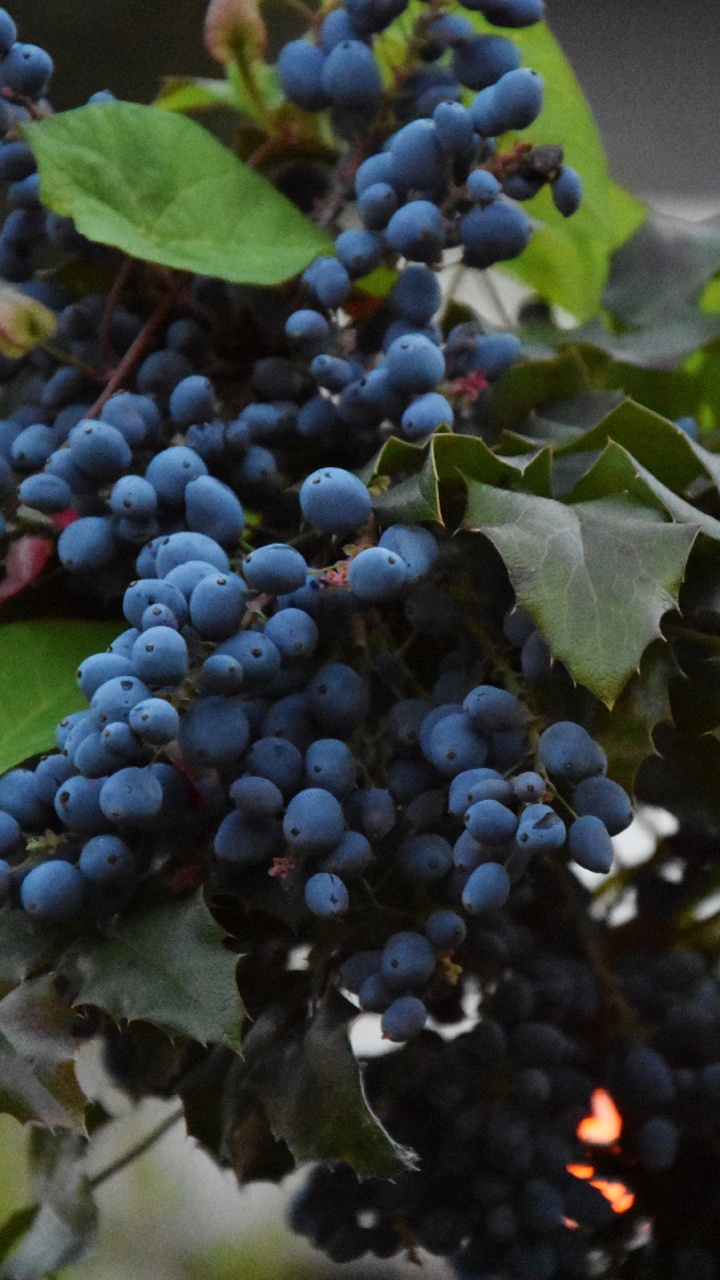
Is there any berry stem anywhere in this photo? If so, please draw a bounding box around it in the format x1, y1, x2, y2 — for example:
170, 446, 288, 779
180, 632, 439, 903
86, 273, 189, 419
100, 255, 134, 368
88, 1107, 184, 1191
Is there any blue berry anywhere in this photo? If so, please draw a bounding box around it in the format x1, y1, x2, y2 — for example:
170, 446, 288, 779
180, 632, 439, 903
305, 738, 356, 798
358, 182, 398, 230
285, 309, 330, 346
284, 788, 345, 854
572, 775, 632, 836
58, 517, 116, 573
381, 931, 435, 990
398, 833, 453, 884
321, 40, 383, 108
11, 423, 54, 471
189, 572, 247, 640
264, 608, 319, 662
465, 798, 518, 844
123, 579, 188, 629
145, 446, 208, 507
0, 11, 17, 56
385, 333, 445, 394
185, 476, 245, 547
131, 627, 189, 687
90, 676, 151, 728
433, 101, 475, 156
512, 772, 545, 803
216, 632, 281, 689
140, 604, 179, 631
309, 663, 368, 736
389, 119, 447, 192
348, 546, 410, 601
427, 712, 487, 777
452, 34, 520, 91
79, 834, 135, 885
169, 375, 215, 427
0, 809, 20, 854
200, 653, 244, 695
425, 909, 467, 950
551, 165, 583, 217
76, 652, 134, 701
128, 698, 180, 745
246, 736, 304, 796
110, 475, 158, 520
335, 228, 383, 278
230, 774, 284, 817
355, 152, 394, 193
243, 543, 307, 595
389, 265, 442, 326
179, 697, 250, 767
1, 43, 53, 98
516, 803, 566, 851
301, 256, 352, 309
567, 815, 613, 874
305, 871, 349, 918
381, 995, 427, 1041
277, 40, 329, 111
310, 354, 357, 392
385, 200, 445, 264
54, 776, 110, 836
359, 972, 394, 1012
538, 721, 606, 784
464, 0, 544, 25
462, 860, 510, 913
400, 391, 453, 439
18, 473, 73, 513
461, 200, 532, 268
467, 168, 501, 204
322, 830, 373, 877
300, 467, 371, 533
214, 810, 278, 868
21, 860, 85, 921
68, 419, 132, 482
155, 532, 230, 577
463, 685, 525, 734
99, 767, 163, 825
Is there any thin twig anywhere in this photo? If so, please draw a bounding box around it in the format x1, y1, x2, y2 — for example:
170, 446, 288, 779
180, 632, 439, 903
88, 1108, 184, 1191
483, 269, 516, 330
86, 274, 188, 419
100, 256, 133, 367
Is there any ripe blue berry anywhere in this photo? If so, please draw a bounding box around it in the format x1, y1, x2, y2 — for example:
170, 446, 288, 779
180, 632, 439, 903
305, 871, 349, 918
21, 860, 85, 921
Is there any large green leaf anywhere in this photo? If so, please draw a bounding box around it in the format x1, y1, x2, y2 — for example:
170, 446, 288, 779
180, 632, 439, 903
0, 977, 86, 1130
0, 620, 119, 778
243, 991, 416, 1179
58, 892, 244, 1051
594, 642, 678, 793
23, 102, 330, 285
463, 485, 697, 705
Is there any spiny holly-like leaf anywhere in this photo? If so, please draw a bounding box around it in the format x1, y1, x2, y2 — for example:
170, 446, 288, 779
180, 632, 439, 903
463, 484, 698, 705
558, 398, 720, 495
595, 641, 678, 792
0, 908, 69, 1003
568, 441, 720, 542
0, 976, 85, 1130
23, 102, 330, 286
244, 990, 416, 1179
0, 620, 119, 778
0, 285, 56, 360
58, 891, 244, 1051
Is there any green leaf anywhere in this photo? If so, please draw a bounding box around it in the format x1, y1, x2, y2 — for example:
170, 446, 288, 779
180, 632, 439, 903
604, 209, 720, 328
23, 102, 331, 286
0, 976, 86, 1130
156, 75, 242, 113
557, 398, 720, 495
594, 641, 677, 792
0, 621, 119, 778
568, 441, 720, 542
485, 348, 597, 433
462, 484, 697, 705
58, 891, 244, 1051
0, 909, 68, 1003
244, 990, 416, 1179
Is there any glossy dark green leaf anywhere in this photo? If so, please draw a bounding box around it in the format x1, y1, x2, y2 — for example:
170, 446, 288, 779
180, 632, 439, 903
463, 484, 698, 705
0, 909, 70, 1003
568, 441, 720, 542
486, 349, 597, 433
595, 642, 678, 792
58, 892, 244, 1051
244, 990, 416, 1179
24, 102, 330, 285
0, 976, 86, 1130
0, 620, 120, 778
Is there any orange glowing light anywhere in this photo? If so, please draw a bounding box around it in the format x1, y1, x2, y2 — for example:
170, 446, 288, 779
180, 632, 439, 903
566, 1164, 594, 1179
589, 1179, 635, 1214
577, 1088, 623, 1145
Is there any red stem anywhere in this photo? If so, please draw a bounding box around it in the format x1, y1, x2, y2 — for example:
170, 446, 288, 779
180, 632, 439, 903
86, 274, 188, 419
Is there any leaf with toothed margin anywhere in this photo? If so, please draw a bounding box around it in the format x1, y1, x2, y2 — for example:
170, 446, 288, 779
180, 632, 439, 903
462, 483, 698, 706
